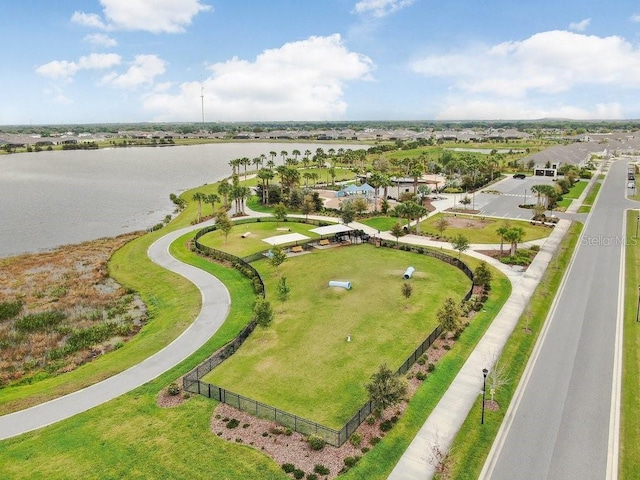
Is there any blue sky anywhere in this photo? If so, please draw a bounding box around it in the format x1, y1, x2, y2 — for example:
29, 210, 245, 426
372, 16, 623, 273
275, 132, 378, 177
3, 0, 640, 124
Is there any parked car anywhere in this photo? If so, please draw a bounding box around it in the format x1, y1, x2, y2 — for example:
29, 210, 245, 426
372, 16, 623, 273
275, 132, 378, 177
628, 182, 635, 189
513, 173, 526, 179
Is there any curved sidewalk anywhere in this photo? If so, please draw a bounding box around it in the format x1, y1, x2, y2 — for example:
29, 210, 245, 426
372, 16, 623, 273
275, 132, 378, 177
0, 222, 231, 440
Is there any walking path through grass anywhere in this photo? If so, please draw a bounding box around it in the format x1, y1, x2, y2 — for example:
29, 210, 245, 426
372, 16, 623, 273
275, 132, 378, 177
0, 221, 231, 440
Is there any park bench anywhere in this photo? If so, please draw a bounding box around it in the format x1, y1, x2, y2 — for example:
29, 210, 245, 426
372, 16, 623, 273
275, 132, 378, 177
291, 246, 303, 253
319, 239, 330, 246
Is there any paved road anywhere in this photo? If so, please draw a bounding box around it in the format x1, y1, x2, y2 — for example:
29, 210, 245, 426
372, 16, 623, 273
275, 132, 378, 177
481, 160, 630, 479
0, 222, 231, 440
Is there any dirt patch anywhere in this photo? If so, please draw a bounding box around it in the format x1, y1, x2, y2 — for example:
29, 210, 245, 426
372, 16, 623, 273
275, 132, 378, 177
443, 216, 489, 229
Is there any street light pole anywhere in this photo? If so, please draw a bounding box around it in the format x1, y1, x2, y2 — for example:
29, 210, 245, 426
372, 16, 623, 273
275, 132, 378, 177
481, 368, 488, 424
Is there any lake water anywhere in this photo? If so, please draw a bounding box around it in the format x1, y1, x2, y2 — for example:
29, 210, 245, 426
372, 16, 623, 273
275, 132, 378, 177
0, 143, 365, 258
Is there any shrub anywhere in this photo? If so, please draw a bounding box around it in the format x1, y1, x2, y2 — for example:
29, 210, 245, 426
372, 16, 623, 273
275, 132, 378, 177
427, 363, 436, 372
285, 428, 293, 436
380, 420, 393, 432
15, 311, 66, 333
306, 474, 318, 480
167, 382, 180, 396
361, 447, 370, 453
226, 419, 240, 429
417, 356, 426, 366
370, 436, 381, 446
270, 426, 284, 435
416, 371, 427, 381
344, 456, 361, 468
313, 464, 330, 475
349, 433, 363, 447
282, 463, 296, 473
308, 434, 326, 451
293, 469, 305, 479
0, 299, 23, 320
366, 415, 376, 425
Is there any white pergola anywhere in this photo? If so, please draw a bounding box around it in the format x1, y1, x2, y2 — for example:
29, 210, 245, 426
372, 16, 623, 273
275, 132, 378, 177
262, 233, 310, 245
309, 224, 353, 236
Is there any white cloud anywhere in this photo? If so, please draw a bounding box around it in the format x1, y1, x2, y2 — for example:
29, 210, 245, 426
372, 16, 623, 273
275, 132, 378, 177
36, 53, 122, 81
102, 54, 166, 88
84, 33, 117, 47
411, 30, 640, 97
631, 13, 640, 23
353, 0, 414, 18
569, 18, 590, 32
71, 11, 108, 30
143, 34, 374, 121
72, 0, 211, 34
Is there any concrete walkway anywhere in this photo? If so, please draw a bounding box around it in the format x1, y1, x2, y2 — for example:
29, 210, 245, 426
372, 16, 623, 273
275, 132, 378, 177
388, 218, 570, 479
0, 221, 231, 440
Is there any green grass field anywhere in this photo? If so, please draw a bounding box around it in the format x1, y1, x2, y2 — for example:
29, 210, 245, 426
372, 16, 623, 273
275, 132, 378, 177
204, 243, 471, 428
621, 210, 640, 478
556, 180, 588, 208
197, 220, 320, 257
359, 216, 405, 231
419, 213, 551, 243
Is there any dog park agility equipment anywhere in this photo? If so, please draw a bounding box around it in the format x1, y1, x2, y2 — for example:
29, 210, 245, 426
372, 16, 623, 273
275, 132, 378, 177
329, 280, 352, 289
403, 267, 415, 279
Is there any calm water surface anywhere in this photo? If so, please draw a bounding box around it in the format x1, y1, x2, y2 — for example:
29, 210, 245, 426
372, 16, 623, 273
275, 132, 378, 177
0, 143, 364, 257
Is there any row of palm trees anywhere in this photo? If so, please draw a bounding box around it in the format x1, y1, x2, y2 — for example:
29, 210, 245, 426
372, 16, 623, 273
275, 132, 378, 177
192, 176, 252, 222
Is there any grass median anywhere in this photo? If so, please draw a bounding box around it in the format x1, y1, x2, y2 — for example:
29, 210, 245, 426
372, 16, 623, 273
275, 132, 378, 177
621, 210, 640, 477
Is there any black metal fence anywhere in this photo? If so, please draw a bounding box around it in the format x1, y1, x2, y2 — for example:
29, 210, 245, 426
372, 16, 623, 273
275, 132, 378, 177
184, 220, 476, 446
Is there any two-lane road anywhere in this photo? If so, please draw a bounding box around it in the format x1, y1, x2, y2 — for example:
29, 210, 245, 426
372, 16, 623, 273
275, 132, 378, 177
482, 160, 631, 479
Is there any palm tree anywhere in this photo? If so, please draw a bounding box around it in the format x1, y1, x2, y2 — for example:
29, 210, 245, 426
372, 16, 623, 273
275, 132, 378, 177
280, 150, 288, 165
252, 156, 262, 172
504, 226, 525, 256
257, 168, 274, 204
192, 192, 206, 223
205, 193, 219, 215
240, 157, 250, 180
217, 181, 231, 209
292, 149, 301, 162
496, 224, 510, 256
269, 151, 277, 164
228, 158, 241, 176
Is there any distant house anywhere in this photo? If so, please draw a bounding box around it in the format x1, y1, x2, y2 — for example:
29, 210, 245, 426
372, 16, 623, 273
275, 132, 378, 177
336, 183, 375, 197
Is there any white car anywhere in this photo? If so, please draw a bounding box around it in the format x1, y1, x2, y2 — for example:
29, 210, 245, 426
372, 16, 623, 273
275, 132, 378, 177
629, 182, 635, 189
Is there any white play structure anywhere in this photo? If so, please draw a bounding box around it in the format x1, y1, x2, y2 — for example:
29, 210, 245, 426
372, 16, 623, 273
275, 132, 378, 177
329, 280, 352, 290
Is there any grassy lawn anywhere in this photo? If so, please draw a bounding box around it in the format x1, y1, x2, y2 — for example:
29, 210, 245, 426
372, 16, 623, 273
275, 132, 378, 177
341, 260, 512, 479
556, 180, 589, 208
0, 224, 512, 479
582, 181, 601, 207
444, 221, 583, 478
0, 241, 291, 479
419, 213, 551, 243
358, 216, 404, 231
621, 210, 640, 477
204, 244, 471, 428
197, 220, 320, 257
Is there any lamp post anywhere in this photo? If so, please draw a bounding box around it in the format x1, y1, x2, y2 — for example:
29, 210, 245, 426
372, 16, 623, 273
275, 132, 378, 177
524, 189, 527, 206
481, 368, 488, 424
